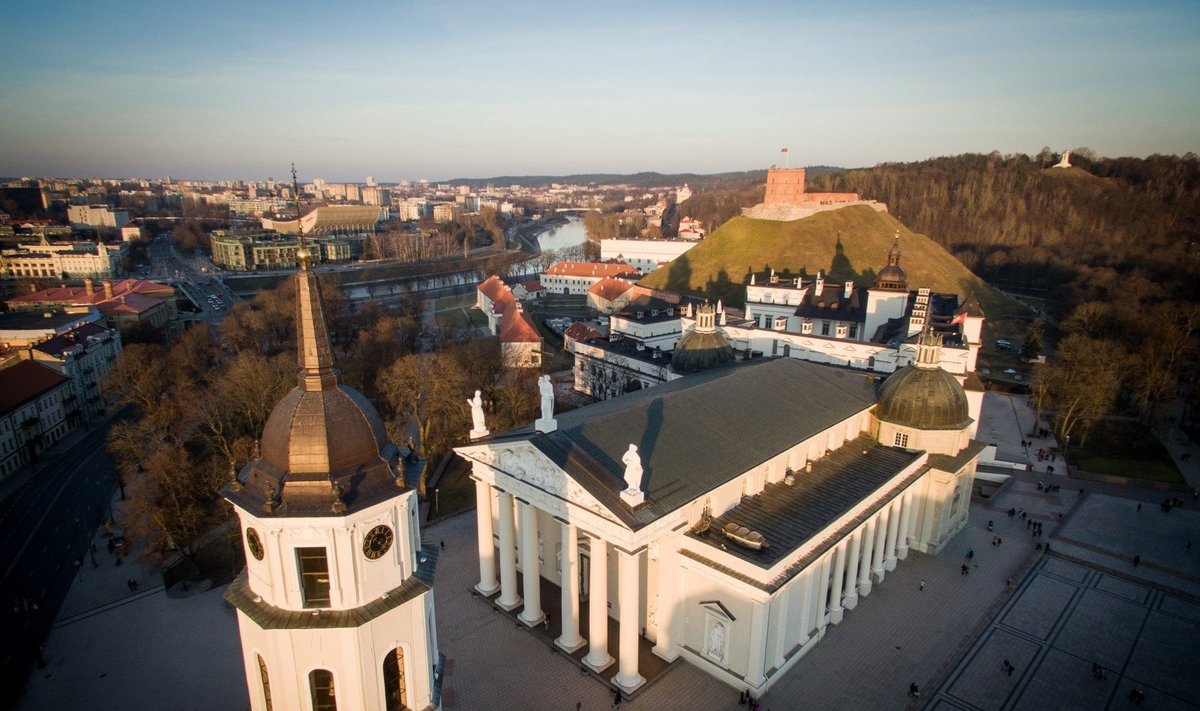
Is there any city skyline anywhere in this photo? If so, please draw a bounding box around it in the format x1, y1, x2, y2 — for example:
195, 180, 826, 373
1, 0, 1198, 182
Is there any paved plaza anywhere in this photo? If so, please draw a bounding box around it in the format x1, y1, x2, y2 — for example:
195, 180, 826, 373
16, 393, 1200, 710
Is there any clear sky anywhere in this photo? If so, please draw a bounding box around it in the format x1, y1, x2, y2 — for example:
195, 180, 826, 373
1, 1, 1197, 182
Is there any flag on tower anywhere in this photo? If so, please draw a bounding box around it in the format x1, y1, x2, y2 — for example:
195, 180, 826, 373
950, 311, 968, 326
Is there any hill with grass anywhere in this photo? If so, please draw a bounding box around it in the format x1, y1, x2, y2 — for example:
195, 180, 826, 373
638, 204, 1018, 316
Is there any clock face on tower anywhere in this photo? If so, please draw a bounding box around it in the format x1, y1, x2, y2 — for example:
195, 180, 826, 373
362, 525, 394, 560
245, 527, 264, 561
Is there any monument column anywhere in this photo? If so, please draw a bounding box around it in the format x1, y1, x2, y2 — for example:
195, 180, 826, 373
858, 519, 875, 596
584, 536, 613, 671
473, 479, 499, 595
518, 501, 544, 626
614, 549, 645, 691
556, 522, 585, 652
496, 490, 522, 610
828, 540, 847, 624
843, 526, 861, 609
884, 498, 901, 571
897, 489, 914, 559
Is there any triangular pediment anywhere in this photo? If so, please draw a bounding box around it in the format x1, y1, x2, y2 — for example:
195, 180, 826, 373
456, 443, 621, 524
699, 599, 736, 622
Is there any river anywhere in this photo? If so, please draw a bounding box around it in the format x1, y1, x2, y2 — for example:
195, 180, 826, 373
535, 216, 588, 252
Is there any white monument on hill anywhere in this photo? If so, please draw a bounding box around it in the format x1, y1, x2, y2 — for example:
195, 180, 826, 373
1053, 150, 1072, 168
223, 242, 440, 711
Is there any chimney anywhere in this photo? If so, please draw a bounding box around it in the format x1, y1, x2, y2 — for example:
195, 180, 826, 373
103, 280, 114, 300
844, 280, 854, 299
84, 277, 94, 295
814, 271, 824, 296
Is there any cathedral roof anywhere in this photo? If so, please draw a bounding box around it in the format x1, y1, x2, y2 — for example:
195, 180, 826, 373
223, 246, 404, 518
521, 358, 878, 529
876, 333, 971, 430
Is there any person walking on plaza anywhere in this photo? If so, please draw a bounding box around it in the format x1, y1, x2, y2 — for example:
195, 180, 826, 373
919, 579, 925, 591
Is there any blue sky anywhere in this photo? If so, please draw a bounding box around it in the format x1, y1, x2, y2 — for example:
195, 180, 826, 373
1, 1, 1197, 181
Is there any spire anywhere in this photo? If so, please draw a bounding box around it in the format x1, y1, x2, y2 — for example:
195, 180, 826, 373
888, 231, 901, 267
293, 164, 338, 392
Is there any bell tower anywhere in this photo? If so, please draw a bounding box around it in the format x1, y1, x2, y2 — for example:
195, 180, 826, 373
223, 226, 440, 710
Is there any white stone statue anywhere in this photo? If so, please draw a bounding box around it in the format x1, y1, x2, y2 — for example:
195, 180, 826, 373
622, 444, 643, 492
469, 390, 485, 429
1054, 149, 1071, 168
468, 389, 489, 439
705, 621, 726, 661
539, 375, 554, 421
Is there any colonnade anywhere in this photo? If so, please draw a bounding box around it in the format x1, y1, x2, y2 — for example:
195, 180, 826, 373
473, 479, 646, 691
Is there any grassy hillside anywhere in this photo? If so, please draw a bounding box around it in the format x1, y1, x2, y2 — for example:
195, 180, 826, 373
639, 205, 1019, 316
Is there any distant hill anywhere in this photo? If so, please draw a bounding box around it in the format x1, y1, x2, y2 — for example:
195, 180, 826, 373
638, 204, 1019, 317
446, 167, 842, 190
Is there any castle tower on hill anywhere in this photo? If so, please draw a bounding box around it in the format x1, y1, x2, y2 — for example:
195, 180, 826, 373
223, 240, 440, 711
743, 164, 888, 221
763, 167, 808, 206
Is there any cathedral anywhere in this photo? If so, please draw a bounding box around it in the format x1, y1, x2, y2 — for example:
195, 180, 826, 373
456, 331, 981, 697
223, 243, 440, 711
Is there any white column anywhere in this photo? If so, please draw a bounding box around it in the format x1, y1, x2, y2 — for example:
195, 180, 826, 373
884, 499, 901, 571
584, 537, 613, 671
843, 527, 861, 609
813, 554, 832, 633
897, 489, 914, 559
858, 519, 875, 596
518, 501, 543, 626
614, 549, 645, 691
496, 491, 521, 610
745, 601, 768, 689
871, 508, 888, 582
828, 541, 847, 623
556, 523, 585, 652
652, 547, 679, 662
473, 479, 499, 595
772, 586, 791, 668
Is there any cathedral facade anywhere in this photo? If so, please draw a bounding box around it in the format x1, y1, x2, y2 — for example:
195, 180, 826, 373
455, 336, 980, 697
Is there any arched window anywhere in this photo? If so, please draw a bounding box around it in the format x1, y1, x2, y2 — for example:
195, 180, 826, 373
309, 669, 337, 711
257, 655, 273, 711
383, 648, 408, 711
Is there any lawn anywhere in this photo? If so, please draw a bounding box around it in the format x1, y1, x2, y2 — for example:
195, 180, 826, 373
1062, 418, 1184, 484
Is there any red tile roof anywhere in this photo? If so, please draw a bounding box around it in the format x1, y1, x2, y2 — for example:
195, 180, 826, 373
543, 261, 638, 279
588, 277, 634, 301
499, 308, 541, 343
7, 279, 173, 316
32, 323, 113, 357
0, 360, 68, 415
563, 322, 603, 342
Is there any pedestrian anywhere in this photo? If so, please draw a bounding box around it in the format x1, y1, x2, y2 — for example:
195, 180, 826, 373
1137, 503, 1141, 512
909, 682, 920, 698
440, 540, 446, 551
577, 702, 582, 711
1006, 578, 1013, 587
919, 579, 925, 591
127, 578, 135, 592
998, 537, 1003, 546
614, 688, 621, 706
1133, 555, 1141, 567
962, 563, 970, 576
739, 690, 746, 705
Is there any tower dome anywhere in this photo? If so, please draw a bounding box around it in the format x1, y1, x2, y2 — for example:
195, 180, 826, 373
876, 331, 970, 430
671, 302, 735, 373
226, 247, 401, 516
873, 232, 908, 291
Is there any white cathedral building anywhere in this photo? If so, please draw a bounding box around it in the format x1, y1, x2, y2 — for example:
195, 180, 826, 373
223, 244, 440, 711
455, 332, 983, 698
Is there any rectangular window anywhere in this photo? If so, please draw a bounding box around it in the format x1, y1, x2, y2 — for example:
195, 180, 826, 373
821, 322, 830, 336
296, 547, 331, 608
894, 432, 909, 448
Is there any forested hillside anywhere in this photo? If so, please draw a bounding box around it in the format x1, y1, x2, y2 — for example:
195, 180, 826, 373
808, 152, 1200, 317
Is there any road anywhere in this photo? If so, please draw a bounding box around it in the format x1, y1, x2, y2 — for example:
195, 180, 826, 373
0, 419, 121, 711
146, 235, 238, 328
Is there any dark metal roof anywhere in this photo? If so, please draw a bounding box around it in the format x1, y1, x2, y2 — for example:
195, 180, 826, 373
670, 328, 734, 373
792, 287, 868, 323
876, 365, 971, 430
688, 435, 921, 571
223, 543, 437, 629
525, 358, 879, 530
0, 360, 69, 415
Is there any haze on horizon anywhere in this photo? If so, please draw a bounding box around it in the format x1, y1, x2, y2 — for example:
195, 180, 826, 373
1, 0, 1197, 183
